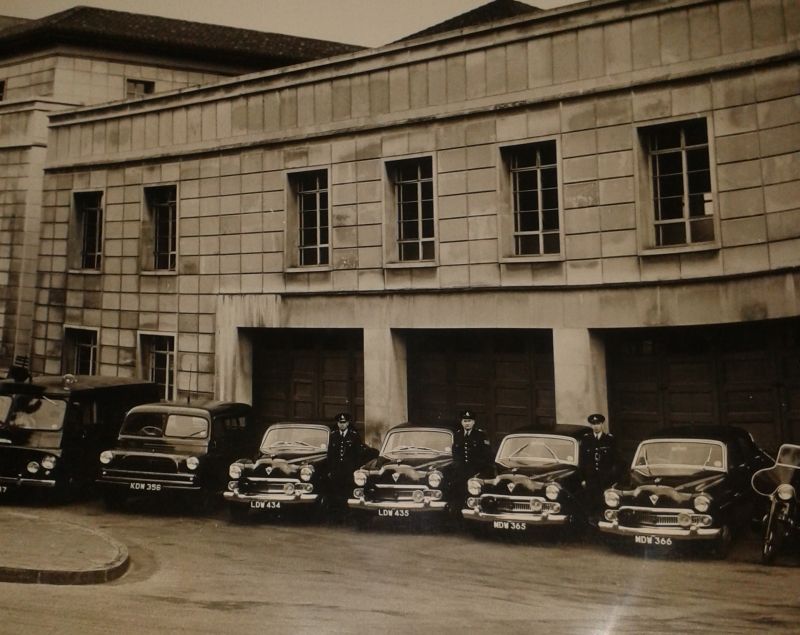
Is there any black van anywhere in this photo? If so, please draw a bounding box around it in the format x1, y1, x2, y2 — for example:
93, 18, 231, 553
0, 374, 161, 500
97, 400, 253, 511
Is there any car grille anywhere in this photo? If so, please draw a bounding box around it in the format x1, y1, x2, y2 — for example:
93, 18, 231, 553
479, 495, 544, 513
114, 455, 179, 474
619, 508, 681, 527
369, 484, 426, 502
241, 478, 297, 495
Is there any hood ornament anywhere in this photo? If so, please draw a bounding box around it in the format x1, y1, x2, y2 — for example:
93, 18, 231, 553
265, 467, 272, 475
392, 473, 400, 482
507, 483, 516, 493
649, 494, 659, 505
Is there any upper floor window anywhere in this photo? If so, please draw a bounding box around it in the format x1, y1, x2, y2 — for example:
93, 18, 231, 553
289, 170, 329, 267
70, 191, 103, 270
505, 141, 560, 256
63, 327, 98, 375
387, 157, 435, 262
143, 185, 177, 271
126, 79, 155, 99
642, 119, 714, 247
0, 80, 5, 101
140, 333, 175, 400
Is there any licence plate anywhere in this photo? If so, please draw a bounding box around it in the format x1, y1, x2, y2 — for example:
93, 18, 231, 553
493, 520, 527, 531
129, 482, 161, 492
250, 500, 281, 509
634, 535, 672, 546
378, 509, 410, 517
0, 485, 7, 494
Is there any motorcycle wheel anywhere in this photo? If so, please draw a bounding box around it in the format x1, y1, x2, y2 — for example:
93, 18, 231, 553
761, 501, 783, 565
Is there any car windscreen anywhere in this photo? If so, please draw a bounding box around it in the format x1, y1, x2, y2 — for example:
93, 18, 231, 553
497, 435, 578, 466
1, 394, 67, 431
777, 444, 800, 468
633, 440, 725, 476
260, 426, 329, 453
381, 429, 453, 458
121, 412, 209, 439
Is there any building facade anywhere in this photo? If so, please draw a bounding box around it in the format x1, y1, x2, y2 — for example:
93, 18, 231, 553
28, 0, 800, 452
0, 7, 361, 370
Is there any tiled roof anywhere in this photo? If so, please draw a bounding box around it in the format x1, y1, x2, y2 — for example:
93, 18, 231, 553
0, 6, 363, 70
400, 0, 540, 41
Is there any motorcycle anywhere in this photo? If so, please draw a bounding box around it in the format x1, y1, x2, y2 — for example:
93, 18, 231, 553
751, 443, 800, 565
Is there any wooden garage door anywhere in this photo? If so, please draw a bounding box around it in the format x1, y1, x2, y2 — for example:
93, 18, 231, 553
406, 330, 555, 443
251, 329, 363, 430
607, 320, 800, 455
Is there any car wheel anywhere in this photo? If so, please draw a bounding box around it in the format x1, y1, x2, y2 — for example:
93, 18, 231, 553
713, 523, 733, 559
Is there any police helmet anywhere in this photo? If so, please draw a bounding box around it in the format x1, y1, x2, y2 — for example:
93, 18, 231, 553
588, 413, 606, 426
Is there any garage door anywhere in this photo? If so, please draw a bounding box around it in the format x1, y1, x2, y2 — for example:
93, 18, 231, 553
251, 329, 363, 429
406, 330, 555, 443
606, 319, 800, 455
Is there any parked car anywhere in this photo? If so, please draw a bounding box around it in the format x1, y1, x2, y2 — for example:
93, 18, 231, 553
348, 423, 460, 524
462, 425, 602, 535
0, 374, 160, 500
751, 443, 800, 564
598, 425, 772, 556
97, 400, 253, 510
224, 421, 375, 521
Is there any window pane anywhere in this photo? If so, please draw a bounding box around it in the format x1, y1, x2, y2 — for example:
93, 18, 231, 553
686, 148, 710, 172
540, 167, 558, 188
518, 191, 539, 212
658, 222, 686, 246
658, 174, 684, 198
421, 218, 435, 238
421, 241, 435, 260
512, 151, 536, 169
517, 210, 539, 232
516, 170, 538, 192
541, 188, 559, 211
651, 126, 681, 150
683, 119, 708, 146
516, 234, 540, 255
400, 242, 419, 261
400, 220, 419, 240
421, 180, 433, 201
656, 152, 683, 176
656, 196, 684, 220
690, 217, 714, 243
542, 232, 560, 254
542, 209, 559, 231
688, 169, 711, 195
538, 141, 557, 165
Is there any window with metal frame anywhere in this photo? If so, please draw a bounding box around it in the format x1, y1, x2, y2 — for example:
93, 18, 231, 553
644, 119, 713, 247
506, 141, 560, 256
389, 157, 435, 262
126, 78, 155, 99
292, 170, 329, 266
145, 185, 177, 271
141, 334, 175, 400
74, 191, 103, 270
63, 328, 98, 375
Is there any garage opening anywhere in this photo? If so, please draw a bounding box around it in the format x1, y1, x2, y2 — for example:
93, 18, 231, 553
251, 329, 364, 431
405, 329, 555, 443
606, 318, 800, 454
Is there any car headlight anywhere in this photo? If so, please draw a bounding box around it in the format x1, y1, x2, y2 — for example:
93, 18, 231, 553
186, 457, 200, 471
427, 470, 442, 488
229, 463, 243, 479
777, 484, 795, 501
354, 470, 367, 486
693, 494, 711, 512
41, 455, 57, 470
604, 490, 620, 508
27, 461, 40, 474
99, 450, 113, 465
467, 478, 482, 496
545, 484, 560, 501
300, 465, 314, 482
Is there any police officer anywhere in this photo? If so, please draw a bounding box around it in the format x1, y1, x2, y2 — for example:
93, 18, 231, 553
452, 410, 492, 472
326, 412, 362, 518
581, 413, 618, 522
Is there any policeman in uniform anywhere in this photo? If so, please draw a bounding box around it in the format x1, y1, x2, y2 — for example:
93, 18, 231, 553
581, 413, 618, 522
326, 412, 363, 519
451, 410, 493, 517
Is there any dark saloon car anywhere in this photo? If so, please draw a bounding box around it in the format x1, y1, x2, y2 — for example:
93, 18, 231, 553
97, 400, 252, 509
462, 425, 599, 534
598, 425, 772, 555
224, 422, 349, 520
0, 375, 160, 500
348, 423, 458, 522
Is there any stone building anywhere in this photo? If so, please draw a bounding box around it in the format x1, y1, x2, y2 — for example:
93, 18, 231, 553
0, 6, 361, 370
20, 0, 800, 451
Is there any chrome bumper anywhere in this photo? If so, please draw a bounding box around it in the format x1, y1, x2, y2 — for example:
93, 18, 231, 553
597, 520, 721, 540
0, 476, 56, 488
97, 476, 200, 491
461, 508, 568, 525
347, 498, 447, 512
224, 490, 319, 505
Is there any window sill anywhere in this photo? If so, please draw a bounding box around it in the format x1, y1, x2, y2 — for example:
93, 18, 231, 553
285, 266, 332, 274
639, 242, 720, 257
67, 268, 102, 275
500, 254, 564, 265
384, 260, 438, 269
